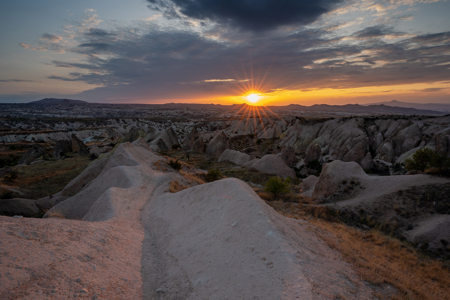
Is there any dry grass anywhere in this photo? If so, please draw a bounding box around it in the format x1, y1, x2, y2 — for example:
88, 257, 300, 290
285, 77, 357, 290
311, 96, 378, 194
45, 209, 65, 219
310, 219, 450, 300
153, 160, 168, 171
268, 201, 450, 300
169, 180, 188, 193
5, 156, 91, 199
179, 169, 206, 185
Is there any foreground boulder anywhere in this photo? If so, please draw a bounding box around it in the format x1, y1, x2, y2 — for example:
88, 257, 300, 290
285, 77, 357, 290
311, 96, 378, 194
142, 178, 372, 299
243, 154, 296, 179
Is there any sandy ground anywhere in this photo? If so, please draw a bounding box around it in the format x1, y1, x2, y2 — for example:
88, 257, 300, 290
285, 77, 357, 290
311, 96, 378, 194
0, 217, 143, 299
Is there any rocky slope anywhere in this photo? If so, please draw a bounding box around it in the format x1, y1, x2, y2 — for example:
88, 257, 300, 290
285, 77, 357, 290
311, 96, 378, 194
306, 160, 450, 254
1, 139, 376, 299
187, 115, 450, 174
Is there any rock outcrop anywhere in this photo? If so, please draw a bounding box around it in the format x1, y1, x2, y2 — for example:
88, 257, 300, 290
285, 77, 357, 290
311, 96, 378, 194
122, 127, 147, 143
300, 175, 319, 197
53, 140, 72, 159
0, 198, 40, 217
2, 138, 377, 299
145, 127, 179, 152
18, 144, 46, 165
206, 131, 228, 159
312, 160, 368, 200
142, 178, 373, 299
71, 134, 90, 156
243, 154, 296, 179
218, 149, 250, 166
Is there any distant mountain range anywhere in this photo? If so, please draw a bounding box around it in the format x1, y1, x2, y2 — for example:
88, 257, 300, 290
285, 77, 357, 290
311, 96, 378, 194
364, 100, 450, 113
19, 98, 448, 116
27, 98, 89, 106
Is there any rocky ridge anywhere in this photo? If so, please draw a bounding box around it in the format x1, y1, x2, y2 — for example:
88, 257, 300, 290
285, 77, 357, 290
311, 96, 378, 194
1, 139, 375, 299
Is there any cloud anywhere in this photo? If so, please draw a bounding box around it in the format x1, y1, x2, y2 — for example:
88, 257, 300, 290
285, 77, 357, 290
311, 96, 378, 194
0, 79, 38, 83
42, 20, 449, 103
19, 43, 48, 51
147, 0, 344, 31
417, 88, 446, 92
40, 33, 62, 42
85, 28, 113, 37
17, 0, 450, 104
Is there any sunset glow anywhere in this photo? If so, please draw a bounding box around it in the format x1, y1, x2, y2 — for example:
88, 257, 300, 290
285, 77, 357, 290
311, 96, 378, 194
246, 93, 260, 104
0, 0, 449, 105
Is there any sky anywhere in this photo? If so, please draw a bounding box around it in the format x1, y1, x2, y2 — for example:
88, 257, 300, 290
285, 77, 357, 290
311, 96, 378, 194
0, 0, 449, 106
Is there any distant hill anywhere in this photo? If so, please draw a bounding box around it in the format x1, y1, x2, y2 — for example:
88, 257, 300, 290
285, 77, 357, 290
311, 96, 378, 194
269, 103, 445, 115
364, 100, 450, 113
27, 98, 89, 106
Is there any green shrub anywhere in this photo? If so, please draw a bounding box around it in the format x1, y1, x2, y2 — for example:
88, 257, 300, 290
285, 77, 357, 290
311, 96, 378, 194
265, 176, 290, 198
430, 152, 450, 170
205, 168, 223, 182
168, 159, 182, 170
405, 148, 434, 172
404, 148, 450, 172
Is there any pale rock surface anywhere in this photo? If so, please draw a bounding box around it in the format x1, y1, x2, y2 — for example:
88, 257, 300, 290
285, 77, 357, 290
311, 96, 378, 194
404, 215, 450, 249
301, 175, 318, 197
218, 149, 250, 166
205, 130, 229, 159
142, 178, 373, 300
122, 126, 146, 143
360, 152, 374, 170
313, 160, 368, 199
145, 127, 179, 152
376, 140, 395, 163
392, 124, 421, 156
243, 154, 296, 179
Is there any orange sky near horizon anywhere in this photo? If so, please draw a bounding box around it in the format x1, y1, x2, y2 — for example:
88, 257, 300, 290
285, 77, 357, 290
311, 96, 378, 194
168, 81, 450, 106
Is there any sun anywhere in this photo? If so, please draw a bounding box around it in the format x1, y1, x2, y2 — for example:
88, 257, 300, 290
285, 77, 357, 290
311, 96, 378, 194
246, 93, 260, 103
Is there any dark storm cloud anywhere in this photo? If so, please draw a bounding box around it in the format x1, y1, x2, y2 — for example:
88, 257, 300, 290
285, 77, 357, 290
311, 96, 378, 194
147, 0, 344, 31
49, 22, 450, 102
